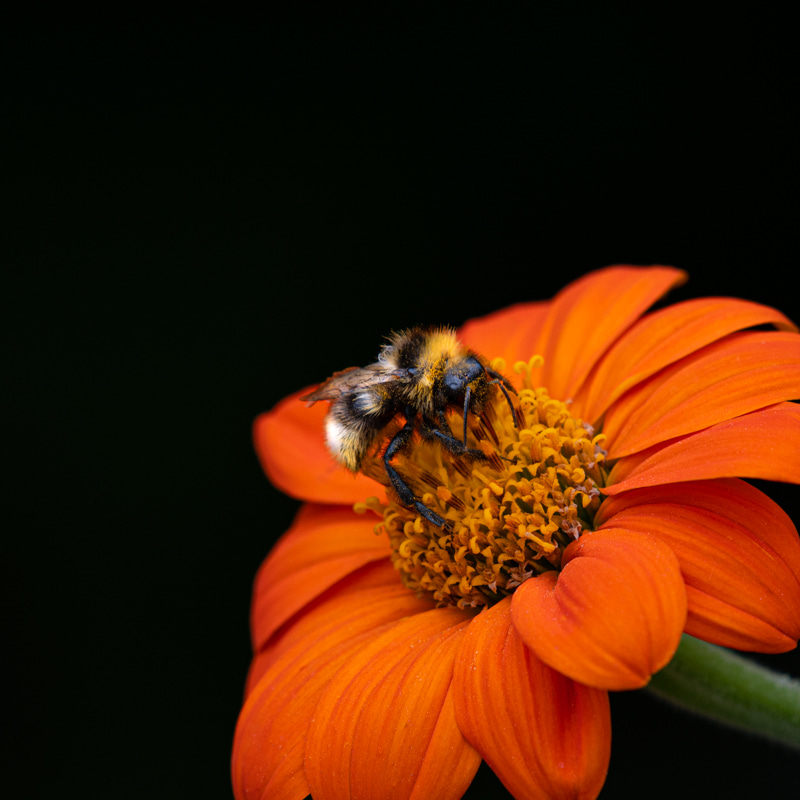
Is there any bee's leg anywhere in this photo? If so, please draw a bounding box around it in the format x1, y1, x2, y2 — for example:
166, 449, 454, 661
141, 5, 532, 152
485, 366, 515, 393
384, 413, 447, 528
486, 367, 520, 428
428, 411, 486, 460
412, 499, 447, 529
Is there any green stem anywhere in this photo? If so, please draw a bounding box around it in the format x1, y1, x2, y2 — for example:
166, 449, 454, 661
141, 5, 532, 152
647, 634, 800, 750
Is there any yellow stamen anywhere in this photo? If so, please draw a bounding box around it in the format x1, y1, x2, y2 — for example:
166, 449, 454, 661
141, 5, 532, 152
362, 359, 608, 609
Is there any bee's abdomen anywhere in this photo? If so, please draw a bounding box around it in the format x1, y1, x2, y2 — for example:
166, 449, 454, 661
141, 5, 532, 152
325, 389, 396, 471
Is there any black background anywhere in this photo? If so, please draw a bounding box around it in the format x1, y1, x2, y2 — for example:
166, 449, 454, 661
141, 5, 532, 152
5, 11, 799, 799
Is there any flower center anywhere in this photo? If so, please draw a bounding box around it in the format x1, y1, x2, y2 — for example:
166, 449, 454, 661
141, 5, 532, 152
356, 357, 609, 609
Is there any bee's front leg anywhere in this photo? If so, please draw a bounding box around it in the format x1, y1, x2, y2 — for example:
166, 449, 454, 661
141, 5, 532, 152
485, 367, 520, 428
426, 411, 487, 461
383, 411, 447, 528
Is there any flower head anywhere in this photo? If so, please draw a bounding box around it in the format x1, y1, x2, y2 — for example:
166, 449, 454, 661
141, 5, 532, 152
232, 266, 800, 800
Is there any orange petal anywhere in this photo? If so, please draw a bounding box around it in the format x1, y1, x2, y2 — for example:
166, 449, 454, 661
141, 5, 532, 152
531, 266, 687, 400
452, 598, 611, 800
577, 297, 797, 423
246, 559, 428, 695
232, 578, 435, 800
603, 331, 800, 458
250, 504, 391, 651
596, 480, 800, 652
459, 300, 549, 387
511, 530, 686, 690
596, 481, 800, 574
253, 387, 384, 504
304, 608, 476, 800
408, 687, 483, 800
605, 402, 800, 493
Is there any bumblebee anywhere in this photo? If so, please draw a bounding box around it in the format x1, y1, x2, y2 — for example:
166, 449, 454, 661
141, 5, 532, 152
301, 326, 517, 527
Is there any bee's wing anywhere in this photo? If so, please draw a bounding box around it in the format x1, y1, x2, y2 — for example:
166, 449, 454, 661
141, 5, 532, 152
300, 363, 406, 403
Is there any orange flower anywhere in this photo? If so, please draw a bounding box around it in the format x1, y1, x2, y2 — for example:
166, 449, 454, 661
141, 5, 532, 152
232, 266, 800, 800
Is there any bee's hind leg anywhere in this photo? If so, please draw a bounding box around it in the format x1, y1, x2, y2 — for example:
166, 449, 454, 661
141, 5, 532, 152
383, 412, 447, 528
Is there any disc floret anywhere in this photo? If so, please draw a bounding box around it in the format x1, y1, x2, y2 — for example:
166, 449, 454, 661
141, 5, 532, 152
358, 358, 609, 609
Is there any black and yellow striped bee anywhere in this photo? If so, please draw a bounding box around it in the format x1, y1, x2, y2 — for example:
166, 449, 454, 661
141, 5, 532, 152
301, 326, 517, 527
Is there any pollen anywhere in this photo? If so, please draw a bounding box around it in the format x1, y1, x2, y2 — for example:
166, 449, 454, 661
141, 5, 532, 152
364, 358, 609, 609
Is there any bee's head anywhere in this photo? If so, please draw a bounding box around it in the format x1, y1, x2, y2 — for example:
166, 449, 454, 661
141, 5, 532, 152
442, 356, 488, 405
